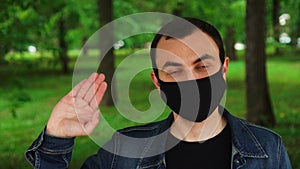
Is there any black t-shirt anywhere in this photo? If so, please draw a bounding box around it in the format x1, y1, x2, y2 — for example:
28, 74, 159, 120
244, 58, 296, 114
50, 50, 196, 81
165, 124, 232, 169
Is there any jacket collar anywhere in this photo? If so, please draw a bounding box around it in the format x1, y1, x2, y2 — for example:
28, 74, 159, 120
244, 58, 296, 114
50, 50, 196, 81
159, 108, 269, 158
223, 109, 268, 158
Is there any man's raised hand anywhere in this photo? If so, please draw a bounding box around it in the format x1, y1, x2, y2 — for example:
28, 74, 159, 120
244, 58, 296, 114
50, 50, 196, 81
46, 73, 107, 138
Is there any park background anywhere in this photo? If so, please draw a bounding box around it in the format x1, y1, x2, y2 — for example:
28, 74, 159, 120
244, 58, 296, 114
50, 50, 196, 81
0, 0, 299, 168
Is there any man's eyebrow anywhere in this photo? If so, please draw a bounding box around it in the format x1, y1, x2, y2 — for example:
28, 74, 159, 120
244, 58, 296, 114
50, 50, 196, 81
162, 61, 183, 70
193, 54, 216, 64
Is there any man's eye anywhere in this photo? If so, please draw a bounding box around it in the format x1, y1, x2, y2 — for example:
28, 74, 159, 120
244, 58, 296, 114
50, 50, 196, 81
167, 70, 182, 75
169, 70, 180, 75
196, 65, 208, 70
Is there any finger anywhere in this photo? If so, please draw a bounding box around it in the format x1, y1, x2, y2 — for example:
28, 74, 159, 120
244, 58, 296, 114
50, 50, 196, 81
84, 74, 106, 103
90, 82, 108, 109
95, 73, 106, 85
77, 73, 98, 98
67, 80, 87, 98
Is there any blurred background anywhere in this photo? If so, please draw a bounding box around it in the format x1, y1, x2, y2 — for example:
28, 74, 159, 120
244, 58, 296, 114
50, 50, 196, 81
0, 0, 299, 168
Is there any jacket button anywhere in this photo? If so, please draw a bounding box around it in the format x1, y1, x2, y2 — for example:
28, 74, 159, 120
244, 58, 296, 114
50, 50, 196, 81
234, 159, 240, 164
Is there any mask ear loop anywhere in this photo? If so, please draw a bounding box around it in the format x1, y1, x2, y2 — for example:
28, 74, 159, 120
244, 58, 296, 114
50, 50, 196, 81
216, 66, 224, 76
153, 68, 164, 84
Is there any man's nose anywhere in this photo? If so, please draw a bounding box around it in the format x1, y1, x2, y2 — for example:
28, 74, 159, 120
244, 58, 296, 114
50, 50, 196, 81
186, 73, 195, 81
185, 70, 199, 81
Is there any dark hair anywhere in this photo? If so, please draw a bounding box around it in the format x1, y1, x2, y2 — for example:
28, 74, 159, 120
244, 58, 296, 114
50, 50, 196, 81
150, 17, 225, 78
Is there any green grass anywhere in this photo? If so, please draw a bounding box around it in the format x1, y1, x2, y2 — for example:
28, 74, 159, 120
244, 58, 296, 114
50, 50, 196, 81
0, 50, 299, 168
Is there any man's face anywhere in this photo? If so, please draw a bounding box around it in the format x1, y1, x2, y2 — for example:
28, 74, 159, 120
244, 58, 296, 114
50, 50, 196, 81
155, 30, 222, 82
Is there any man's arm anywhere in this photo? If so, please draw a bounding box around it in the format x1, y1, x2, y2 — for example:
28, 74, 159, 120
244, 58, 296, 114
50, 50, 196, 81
25, 128, 74, 168
25, 73, 107, 168
279, 139, 292, 169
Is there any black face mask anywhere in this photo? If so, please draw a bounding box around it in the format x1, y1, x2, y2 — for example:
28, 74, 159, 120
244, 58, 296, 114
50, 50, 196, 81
159, 70, 226, 122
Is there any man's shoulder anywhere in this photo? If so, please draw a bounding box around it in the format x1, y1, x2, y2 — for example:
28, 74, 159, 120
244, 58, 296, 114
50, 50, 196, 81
241, 117, 280, 137
240, 118, 281, 139
225, 111, 291, 167
226, 111, 283, 150
116, 117, 170, 138
100, 117, 171, 159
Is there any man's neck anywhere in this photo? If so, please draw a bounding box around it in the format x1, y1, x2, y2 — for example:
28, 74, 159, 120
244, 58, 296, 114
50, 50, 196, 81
170, 109, 227, 142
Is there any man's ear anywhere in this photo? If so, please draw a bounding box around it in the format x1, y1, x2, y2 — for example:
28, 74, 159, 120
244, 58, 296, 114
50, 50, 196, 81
222, 57, 230, 80
150, 72, 160, 89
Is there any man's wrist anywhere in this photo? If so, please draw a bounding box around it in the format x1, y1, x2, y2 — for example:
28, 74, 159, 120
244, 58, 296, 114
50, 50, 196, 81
45, 128, 75, 139
40, 129, 75, 153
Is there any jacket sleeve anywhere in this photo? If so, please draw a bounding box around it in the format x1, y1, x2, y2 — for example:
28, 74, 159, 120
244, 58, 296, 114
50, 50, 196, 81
25, 127, 75, 169
279, 138, 292, 169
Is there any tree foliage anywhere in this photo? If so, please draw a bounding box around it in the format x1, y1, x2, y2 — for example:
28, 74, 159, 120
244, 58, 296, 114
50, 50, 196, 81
0, 0, 39, 63
1, 0, 298, 67
281, 0, 300, 46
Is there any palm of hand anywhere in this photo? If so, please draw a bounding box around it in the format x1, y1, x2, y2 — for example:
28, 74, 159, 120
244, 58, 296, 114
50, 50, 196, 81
46, 73, 107, 138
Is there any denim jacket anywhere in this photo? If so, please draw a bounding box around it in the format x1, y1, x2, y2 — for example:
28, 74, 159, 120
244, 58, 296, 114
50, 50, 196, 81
26, 109, 292, 169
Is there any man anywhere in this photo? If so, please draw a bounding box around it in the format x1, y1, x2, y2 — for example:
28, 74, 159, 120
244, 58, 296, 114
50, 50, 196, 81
26, 17, 292, 168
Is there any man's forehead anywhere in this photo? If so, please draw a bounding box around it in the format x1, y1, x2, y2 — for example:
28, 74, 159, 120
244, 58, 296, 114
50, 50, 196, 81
156, 29, 219, 58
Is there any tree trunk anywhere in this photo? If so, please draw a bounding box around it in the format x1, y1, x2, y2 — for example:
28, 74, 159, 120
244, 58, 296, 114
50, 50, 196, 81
272, 0, 281, 55
82, 36, 88, 56
57, 16, 69, 74
245, 0, 276, 127
172, 2, 183, 17
0, 43, 9, 65
291, 7, 300, 48
97, 0, 115, 106
225, 25, 237, 61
